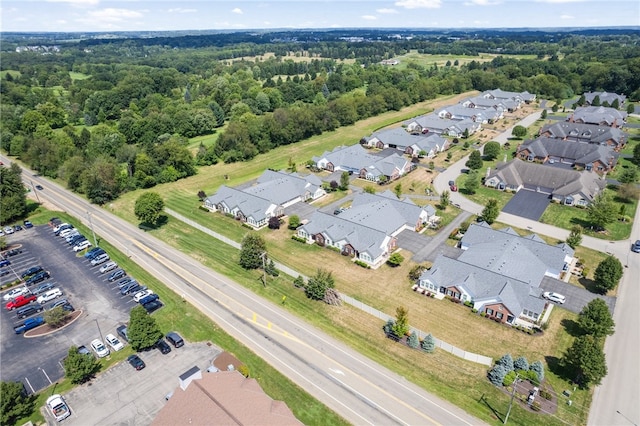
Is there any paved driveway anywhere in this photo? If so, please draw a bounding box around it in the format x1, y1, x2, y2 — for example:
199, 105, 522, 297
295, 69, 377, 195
396, 229, 432, 254
283, 201, 317, 221
501, 190, 550, 221
46, 342, 220, 425
539, 276, 616, 314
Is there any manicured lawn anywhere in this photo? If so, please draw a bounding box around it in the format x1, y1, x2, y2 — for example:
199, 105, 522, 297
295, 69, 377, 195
69, 71, 91, 80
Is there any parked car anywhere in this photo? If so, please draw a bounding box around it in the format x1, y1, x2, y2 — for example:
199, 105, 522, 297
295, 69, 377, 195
23, 220, 34, 229
3, 248, 23, 257
155, 338, 171, 355
33, 282, 55, 295
26, 271, 50, 286
48, 298, 69, 310
77, 345, 91, 356
63, 230, 80, 241
73, 240, 92, 252
53, 223, 70, 234
46, 394, 71, 421
37, 288, 63, 304
0, 259, 10, 267
107, 269, 126, 282
133, 289, 154, 303
6, 294, 37, 310
138, 293, 159, 305
20, 265, 43, 279
142, 300, 163, 314
16, 304, 44, 319
13, 224, 23, 232
116, 324, 129, 342
632, 240, 640, 253
120, 282, 141, 295
117, 277, 136, 289
543, 291, 566, 304
90, 253, 110, 266
84, 247, 105, 259
14, 316, 44, 334
90, 338, 110, 358
105, 333, 125, 351
99, 261, 118, 274
127, 354, 145, 371
67, 234, 85, 245
59, 228, 77, 239
4, 226, 15, 235
450, 184, 458, 192
3, 286, 30, 301
165, 332, 184, 348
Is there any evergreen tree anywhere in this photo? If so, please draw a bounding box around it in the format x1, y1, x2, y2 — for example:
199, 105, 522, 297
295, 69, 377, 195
540, 109, 547, 119
566, 226, 583, 249
208, 101, 225, 127
0, 164, 28, 224
421, 333, 436, 353
514, 356, 529, 371
293, 275, 305, 288
128, 305, 163, 351
480, 199, 500, 224
496, 353, 514, 372
464, 170, 480, 194
578, 298, 615, 337
63, 346, 101, 384
1, 381, 35, 425
339, 171, 350, 190
239, 234, 267, 270
488, 364, 508, 386
407, 331, 419, 349
440, 190, 450, 209
305, 268, 335, 300
529, 360, 545, 383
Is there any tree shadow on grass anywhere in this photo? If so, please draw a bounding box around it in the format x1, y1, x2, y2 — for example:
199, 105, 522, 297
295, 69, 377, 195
137, 215, 168, 231
560, 318, 583, 337
568, 217, 592, 229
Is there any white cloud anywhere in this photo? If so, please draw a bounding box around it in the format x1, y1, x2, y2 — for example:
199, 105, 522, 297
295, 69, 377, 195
535, 0, 584, 3
232, 7, 243, 14
76, 8, 143, 26
362, 15, 377, 20
168, 8, 197, 13
395, 0, 442, 9
560, 14, 575, 19
46, 0, 100, 4
57, 19, 68, 24
464, 0, 501, 6
376, 8, 399, 14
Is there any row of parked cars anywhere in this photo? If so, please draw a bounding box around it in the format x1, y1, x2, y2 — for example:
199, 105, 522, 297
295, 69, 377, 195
0, 220, 33, 237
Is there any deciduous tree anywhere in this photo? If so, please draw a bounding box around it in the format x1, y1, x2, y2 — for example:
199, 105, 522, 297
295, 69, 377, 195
134, 192, 164, 226
305, 268, 335, 301
239, 234, 267, 270
587, 192, 617, 231
578, 298, 615, 337
465, 150, 483, 170
1, 381, 35, 425
481, 199, 500, 224
561, 335, 607, 388
392, 306, 410, 338
44, 306, 68, 328
387, 252, 404, 267
128, 305, 163, 351
63, 346, 101, 384
512, 125, 527, 139
439, 190, 450, 209
593, 255, 623, 294
464, 170, 480, 194
483, 141, 500, 161
566, 225, 583, 249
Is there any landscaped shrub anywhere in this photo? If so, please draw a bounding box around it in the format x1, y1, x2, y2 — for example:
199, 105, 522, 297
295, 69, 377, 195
488, 364, 508, 386
291, 235, 306, 243
514, 356, 529, 371
539, 389, 552, 400
522, 369, 540, 385
237, 364, 250, 378
471, 308, 478, 313
354, 260, 371, 269
293, 275, 305, 288
421, 333, 436, 353
198, 205, 209, 212
530, 360, 545, 383
407, 331, 419, 349
531, 401, 542, 412
382, 319, 394, 335
503, 370, 517, 386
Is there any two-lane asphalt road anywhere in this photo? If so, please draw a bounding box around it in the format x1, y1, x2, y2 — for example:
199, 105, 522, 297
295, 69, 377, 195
3, 156, 484, 425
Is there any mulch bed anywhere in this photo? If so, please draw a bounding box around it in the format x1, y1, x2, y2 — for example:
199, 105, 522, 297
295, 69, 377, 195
24, 310, 83, 337
508, 379, 558, 415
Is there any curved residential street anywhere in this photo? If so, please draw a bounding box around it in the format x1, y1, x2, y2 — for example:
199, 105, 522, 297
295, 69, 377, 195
3, 155, 485, 426
434, 112, 640, 426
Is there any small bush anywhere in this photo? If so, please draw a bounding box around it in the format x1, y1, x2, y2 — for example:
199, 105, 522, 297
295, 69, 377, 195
198, 205, 209, 212
540, 389, 552, 400
471, 308, 478, 313
488, 364, 508, 386
503, 370, 517, 386
237, 364, 250, 378
291, 235, 306, 243
531, 401, 541, 412
354, 260, 371, 269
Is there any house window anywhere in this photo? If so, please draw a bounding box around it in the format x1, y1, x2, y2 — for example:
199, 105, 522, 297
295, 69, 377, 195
496, 312, 503, 319
486, 308, 494, 315
533, 313, 539, 319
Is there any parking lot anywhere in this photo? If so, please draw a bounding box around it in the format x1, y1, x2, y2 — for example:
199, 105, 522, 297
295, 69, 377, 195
0, 223, 136, 393
53, 342, 220, 425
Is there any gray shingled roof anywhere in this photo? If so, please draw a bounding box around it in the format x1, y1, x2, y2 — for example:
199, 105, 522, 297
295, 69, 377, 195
205, 186, 274, 223
517, 137, 619, 168
245, 170, 323, 205
367, 127, 447, 153
583, 91, 626, 106
344, 192, 434, 233
571, 106, 628, 126
299, 211, 389, 259
403, 114, 480, 135
437, 104, 489, 122
313, 144, 383, 172
539, 122, 626, 146
487, 159, 605, 200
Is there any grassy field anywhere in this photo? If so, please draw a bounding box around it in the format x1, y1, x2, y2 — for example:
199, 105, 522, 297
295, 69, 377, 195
0, 69, 21, 79
69, 71, 91, 81
391, 51, 539, 69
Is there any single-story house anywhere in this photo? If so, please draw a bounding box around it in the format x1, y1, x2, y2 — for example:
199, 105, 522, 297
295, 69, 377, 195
461, 96, 511, 116
538, 122, 626, 150
361, 127, 450, 158
516, 137, 619, 174
204, 186, 283, 229
583, 91, 626, 107
480, 89, 536, 105
297, 191, 436, 268
484, 159, 606, 206
403, 114, 481, 137
436, 104, 491, 123
568, 106, 628, 127
417, 223, 573, 324
245, 170, 326, 208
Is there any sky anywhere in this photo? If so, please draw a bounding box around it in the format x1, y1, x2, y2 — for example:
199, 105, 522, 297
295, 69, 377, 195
1, 0, 639, 33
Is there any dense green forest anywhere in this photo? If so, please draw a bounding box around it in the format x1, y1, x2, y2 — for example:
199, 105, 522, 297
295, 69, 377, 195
1, 29, 638, 206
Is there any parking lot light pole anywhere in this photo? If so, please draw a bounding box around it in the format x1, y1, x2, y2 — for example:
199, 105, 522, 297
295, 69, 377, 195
86, 211, 98, 247
94, 319, 105, 345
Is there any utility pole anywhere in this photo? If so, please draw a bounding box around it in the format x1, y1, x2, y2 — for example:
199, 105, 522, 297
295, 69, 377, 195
86, 211, 98, 247
94, 319, 105, 345
504, 374, 520, 425
260, 252, 267, 287
30, 180, 41, 203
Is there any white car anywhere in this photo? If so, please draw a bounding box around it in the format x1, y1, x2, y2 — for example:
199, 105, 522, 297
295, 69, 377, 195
4, 226, 14, 235
37, 288, 63, 304
543, 291, 566, 304
73, 240, 92, 252
90, 338, 110, 358
99, 261, 118, 274
53, 223, 69, 233
105, 333, 124, 351
3, 287, 30, 301
132, 289, 154, 303
46, 394, 71, 421
59, 228, 77, 238
90, 253, 110, 266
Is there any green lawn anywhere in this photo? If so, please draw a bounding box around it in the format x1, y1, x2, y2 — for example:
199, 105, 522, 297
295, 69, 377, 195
69, 71, 91, 80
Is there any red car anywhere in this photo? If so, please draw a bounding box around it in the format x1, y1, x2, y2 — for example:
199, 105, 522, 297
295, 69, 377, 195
450, 184, 458, 192
6, 294, 37, 310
